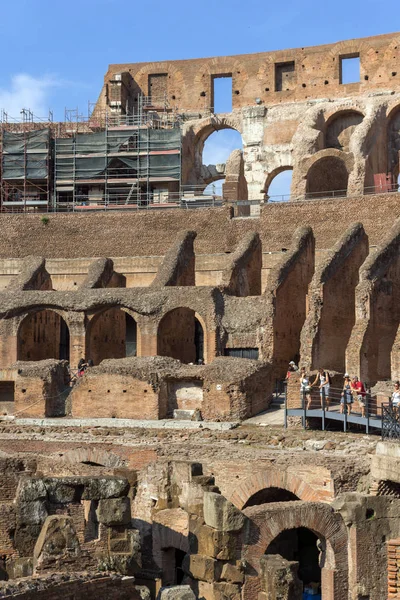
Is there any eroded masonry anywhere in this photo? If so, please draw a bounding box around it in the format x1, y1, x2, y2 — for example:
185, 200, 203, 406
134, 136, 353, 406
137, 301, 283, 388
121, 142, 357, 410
0, 31, 399, 600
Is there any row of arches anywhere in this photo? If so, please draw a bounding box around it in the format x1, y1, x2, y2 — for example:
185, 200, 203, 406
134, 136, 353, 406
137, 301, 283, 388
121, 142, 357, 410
17, 307, 205, 366
195, 103, 400, 201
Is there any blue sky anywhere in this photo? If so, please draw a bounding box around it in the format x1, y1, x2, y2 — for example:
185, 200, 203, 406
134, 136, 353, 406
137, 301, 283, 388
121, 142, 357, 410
0, 0, 398, 194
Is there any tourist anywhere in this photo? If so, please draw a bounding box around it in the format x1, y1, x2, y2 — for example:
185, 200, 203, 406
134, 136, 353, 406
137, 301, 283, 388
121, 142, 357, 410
391, 381, 400, 411
340, 375, 353, 414
312, 368, 331, 410
300, 367, 312, 410
77, 358, 87, 377
351, 376, 366, 418
87, 359, 94, 368
286, 361, 298, 379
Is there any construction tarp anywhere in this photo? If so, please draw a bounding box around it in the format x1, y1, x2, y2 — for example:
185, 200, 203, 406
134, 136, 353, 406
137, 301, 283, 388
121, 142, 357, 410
55, 127, 181, 181
2, 129, 50, 180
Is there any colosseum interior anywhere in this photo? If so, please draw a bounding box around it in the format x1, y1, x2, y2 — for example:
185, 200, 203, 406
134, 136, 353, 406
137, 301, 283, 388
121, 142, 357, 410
0, 30, 399, 600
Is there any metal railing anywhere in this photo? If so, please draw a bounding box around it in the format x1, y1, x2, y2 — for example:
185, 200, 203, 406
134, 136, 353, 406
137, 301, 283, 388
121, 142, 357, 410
266, 182, 399, 204
381, 402, 400, 440
284, 382, 381, 433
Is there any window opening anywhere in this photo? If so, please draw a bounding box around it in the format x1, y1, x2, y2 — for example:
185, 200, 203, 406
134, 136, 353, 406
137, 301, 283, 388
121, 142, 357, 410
275, 62, 296, 91
340, 55, 360, 84
212, 76, 233, 113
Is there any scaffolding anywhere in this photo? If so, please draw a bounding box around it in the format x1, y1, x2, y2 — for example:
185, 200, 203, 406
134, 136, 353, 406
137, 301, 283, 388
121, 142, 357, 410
54, 98, 182, 211
0, 110, 53, 212
0, 95, 221, 212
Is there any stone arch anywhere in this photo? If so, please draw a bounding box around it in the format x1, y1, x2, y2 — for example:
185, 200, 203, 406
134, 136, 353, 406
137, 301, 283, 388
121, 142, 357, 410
229, 468, 333, 510
17, 308, 71, 362
387, 102, 400, 183
60, 447, 126, 468
263, 166, 293, 200
85, 306, 141, 365
324, 109, 364, 151
194, 115, 243, 156
305, 150, 352, 198
181, 114, 243, 186
242, 501, 348, 600
157, 307, 207, 364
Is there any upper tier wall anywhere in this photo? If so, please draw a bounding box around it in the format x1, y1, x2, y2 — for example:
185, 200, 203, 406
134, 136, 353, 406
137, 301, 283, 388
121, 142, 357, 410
0, 193, 398, 259
99, 32, 400, 111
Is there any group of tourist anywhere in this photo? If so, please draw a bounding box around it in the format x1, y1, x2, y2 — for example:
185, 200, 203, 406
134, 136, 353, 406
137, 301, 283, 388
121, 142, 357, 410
288, 362, 400, 418
287, 362, 367, 416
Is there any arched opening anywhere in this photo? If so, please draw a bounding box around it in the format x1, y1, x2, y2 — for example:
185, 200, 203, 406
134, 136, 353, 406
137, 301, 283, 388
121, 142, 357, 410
17, 310, 70, 362
162, 547, 186, 586
243, 487, 299, 508
157, 309, 205, 364
387, 105, 400, 187
306, 156, 348, 199
202, 128, 243, 198
265, 168, 293, 202
203, 178, 225, 198
266, 527, 322, 595
86, 308, 138, 365
325, 110, 364, 151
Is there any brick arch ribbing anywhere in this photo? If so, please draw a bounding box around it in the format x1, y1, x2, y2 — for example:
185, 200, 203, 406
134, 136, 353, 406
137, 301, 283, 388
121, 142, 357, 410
228, 468, 334, 509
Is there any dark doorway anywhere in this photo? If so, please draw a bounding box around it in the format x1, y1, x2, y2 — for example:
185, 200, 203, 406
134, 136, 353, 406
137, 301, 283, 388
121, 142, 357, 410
162, 547, 186, 586
243, 487, 299, 508
195, 318, 204, 363
59, 317, 70, 361
125, 313, 137, 357
266, 527, 321, 590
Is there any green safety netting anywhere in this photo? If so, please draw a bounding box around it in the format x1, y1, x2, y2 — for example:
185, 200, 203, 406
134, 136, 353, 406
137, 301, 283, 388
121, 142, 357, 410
55, 128, 181, 181
2, 129, 50, 180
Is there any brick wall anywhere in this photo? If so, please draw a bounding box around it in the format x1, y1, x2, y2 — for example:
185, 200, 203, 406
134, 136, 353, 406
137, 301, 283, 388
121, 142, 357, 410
0, 194, 398, 259
71, 374, 164, 419
101, 32, 400, 111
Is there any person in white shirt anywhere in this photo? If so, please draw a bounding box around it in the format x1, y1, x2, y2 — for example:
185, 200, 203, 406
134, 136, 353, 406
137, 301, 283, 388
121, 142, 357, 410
392, 381, 400, 410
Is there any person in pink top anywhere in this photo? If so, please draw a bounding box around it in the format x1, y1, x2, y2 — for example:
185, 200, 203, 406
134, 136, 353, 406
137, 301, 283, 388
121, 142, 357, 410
351, 376, 366, 417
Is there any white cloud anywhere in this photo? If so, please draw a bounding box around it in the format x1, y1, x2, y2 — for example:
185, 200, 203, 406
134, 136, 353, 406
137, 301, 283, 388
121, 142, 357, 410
0, 74, 57, 120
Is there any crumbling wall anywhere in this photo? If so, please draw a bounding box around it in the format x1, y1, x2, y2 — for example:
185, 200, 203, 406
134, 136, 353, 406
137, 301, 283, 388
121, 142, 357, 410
220, 232, 262, 297
222, 149, 248, 204
346, 219, 400, 383
5, 256, 52, 292
151, 231, 196, 288
300, 223, 368, 372
13, 359, 69, 418
262, 226, 315, 376
80, 257, 115, 289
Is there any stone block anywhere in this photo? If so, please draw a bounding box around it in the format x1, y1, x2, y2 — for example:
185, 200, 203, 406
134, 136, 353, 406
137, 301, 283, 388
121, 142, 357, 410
14, 525, 42, 556
198, 581, 241, 600
203, 492, 245, 532
43, 480, 78, 504
97, 497, 131, 526
182, 554, 218, 582
16, 478, 47, 502
220, 562, 244, 584
189, 517, 236, 560
81, 477, 130, 500
6, 557, 33, 579
157, 586, 196, 600
259, 554, 302, 599
17, 500, 48, 526
33, 515, 81, 572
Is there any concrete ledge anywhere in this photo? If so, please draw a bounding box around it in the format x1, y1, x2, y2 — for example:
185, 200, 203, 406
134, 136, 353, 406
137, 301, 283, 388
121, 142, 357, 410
7, 417, 239, 431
